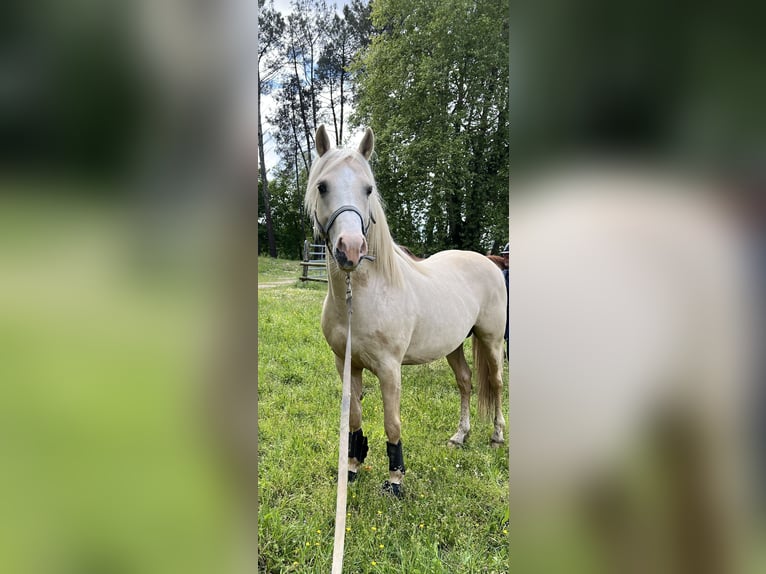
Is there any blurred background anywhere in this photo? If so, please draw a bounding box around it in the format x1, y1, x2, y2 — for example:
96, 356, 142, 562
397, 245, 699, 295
510, 0, 765, 573
0, 0, 255, 572
1, 0, 765, 572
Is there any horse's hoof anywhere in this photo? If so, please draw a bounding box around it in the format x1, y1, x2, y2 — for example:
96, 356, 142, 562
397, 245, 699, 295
490, 439, 504, 449
348, 470, 358, 482
448, 430, 469, 447
382, 480, 403, 498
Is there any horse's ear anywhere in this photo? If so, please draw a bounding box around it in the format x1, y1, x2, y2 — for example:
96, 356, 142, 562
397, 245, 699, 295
358, 127, 374, 160
316, 124, 331, 157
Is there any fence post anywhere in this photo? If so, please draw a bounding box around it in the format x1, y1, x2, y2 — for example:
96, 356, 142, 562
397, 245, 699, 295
299, 241, 328, 283
302, 240, 309, 281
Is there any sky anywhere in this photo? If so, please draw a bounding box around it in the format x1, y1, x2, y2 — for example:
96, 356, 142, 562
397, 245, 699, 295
272, 0, 354, 13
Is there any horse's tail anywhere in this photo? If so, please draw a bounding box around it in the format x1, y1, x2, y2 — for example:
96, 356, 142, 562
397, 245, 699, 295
473, 335, 500, 420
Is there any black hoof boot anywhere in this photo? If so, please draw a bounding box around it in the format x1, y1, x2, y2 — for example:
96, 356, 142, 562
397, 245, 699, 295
382, 480, 403, 498
348, 470, 358, 483
382, 440, 406, 498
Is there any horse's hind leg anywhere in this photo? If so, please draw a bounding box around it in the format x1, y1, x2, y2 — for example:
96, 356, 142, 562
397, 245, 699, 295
446, 345, 472, 447
335, 356, 368, 482
474, 334, 506, 447
488, 342, 506, 447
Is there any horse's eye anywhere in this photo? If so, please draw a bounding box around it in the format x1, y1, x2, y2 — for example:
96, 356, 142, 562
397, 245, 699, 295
366, 185, 373, 196
318, 182, 328, 195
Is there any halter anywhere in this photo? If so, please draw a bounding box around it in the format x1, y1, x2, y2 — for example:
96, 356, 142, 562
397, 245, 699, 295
315, 205, 377, 263
315, 205, 376, 239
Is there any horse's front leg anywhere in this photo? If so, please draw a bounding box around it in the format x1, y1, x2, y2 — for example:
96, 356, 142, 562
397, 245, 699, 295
335, 356, 368, 482
377, 362, 405, 497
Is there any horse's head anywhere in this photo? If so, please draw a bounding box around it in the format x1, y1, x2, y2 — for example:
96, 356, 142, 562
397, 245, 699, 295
307, 124, 376, 272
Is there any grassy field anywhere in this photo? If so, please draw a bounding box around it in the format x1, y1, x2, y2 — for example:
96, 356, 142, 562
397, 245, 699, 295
258, 256, 305, 284
257, 257, 510, 573
0, 190, 235, 573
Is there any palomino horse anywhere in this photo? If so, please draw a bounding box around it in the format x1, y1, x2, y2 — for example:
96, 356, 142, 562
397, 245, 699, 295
304, 125, 507, 496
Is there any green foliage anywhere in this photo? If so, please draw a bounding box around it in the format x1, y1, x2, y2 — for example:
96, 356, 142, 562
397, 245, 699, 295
259, 168, 309, 259
258, 278, 509, 572
353, 0, 509, 254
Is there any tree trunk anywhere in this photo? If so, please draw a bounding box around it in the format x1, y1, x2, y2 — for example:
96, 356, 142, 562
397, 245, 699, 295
309, 43, 318, 130
289, 102, 308, 173
339, 49, 346, 144
257, 77, 277, 257
328, 80, 339, 144
290, 42, 314, 170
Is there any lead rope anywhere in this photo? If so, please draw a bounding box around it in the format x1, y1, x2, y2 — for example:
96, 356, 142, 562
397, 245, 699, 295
331, 273, 353, 574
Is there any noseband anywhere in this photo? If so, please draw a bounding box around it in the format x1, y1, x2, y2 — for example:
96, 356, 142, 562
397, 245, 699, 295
315, 205, 377, 263
315, 205, 376, 241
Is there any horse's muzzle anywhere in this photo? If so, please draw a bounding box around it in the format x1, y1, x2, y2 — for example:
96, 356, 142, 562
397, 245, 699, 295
334, 234, 368, 270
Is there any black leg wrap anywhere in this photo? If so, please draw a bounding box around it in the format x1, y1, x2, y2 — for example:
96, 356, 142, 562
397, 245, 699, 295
347, 429, 368, 483
348, 429, 369, 463
386, 440, 405, 474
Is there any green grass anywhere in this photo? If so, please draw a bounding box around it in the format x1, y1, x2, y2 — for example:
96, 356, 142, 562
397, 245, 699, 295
258, 256, 304, 283
258, 272, 509, 573
0, 189, 235, 573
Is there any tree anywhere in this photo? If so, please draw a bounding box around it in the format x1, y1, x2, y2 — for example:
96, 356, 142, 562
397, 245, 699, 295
316, 14, 351, 144
316, 1, 373, 144
264, 166, 309, 259
353, 0, 509, 254
274, 0, 333, 172
258, 0, 285, 257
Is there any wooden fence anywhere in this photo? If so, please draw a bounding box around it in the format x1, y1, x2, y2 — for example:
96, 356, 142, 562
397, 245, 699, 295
300, 240, 327, 283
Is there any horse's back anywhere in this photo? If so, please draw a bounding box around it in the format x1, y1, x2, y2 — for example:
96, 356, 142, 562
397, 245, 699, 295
422, 249, 505, 289
397, 249, 506, 362
419, 249, 506, 315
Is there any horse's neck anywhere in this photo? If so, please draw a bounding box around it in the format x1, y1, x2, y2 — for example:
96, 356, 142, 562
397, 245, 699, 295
326, 258, 384, 305
327, 265, 351, 303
